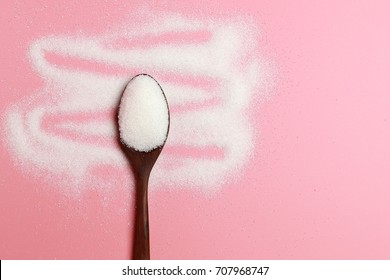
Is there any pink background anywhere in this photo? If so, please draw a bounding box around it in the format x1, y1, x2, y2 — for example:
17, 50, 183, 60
1, 0, 390, 259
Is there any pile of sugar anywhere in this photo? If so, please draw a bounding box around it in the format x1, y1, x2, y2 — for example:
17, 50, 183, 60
2, 10, 271, 195
118, 74, 169, 152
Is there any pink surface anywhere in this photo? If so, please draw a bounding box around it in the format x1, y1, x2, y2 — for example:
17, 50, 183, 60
1, 0, 390, 259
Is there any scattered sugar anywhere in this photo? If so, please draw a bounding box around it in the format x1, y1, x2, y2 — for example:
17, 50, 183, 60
2, 10, 272, 195
118, 74, 169, 152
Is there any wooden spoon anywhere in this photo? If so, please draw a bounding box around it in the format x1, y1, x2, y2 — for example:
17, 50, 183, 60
118, 74, 169, 260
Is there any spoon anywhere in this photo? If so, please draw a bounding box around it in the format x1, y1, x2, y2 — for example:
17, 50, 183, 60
118, 74, 170, 260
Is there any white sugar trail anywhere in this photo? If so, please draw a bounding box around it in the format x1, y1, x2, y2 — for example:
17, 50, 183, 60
57, 121, 115, 137
3, 12, 270, 194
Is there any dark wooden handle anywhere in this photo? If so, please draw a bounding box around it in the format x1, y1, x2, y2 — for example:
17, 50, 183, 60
133, 174, 150, 260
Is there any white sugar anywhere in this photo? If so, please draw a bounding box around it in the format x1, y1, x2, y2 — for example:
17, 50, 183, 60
118, 74, 169, 152
2, 10, 272, 195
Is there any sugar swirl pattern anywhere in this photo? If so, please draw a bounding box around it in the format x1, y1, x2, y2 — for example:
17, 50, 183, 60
3, 12, 270, 194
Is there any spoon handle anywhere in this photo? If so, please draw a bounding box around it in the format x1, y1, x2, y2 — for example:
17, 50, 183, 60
133, 174, 150, 260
